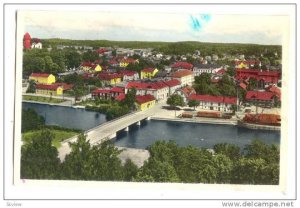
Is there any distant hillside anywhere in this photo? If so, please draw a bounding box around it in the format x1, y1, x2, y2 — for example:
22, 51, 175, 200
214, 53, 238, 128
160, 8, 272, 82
42, 39, 282, 57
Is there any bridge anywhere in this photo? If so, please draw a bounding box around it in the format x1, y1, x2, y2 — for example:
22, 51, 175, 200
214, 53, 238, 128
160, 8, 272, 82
58, 102, 164, 161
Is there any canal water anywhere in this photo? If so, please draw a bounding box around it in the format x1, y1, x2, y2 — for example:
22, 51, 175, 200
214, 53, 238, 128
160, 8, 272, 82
23, 102, 280, 149
114, 120, 280, 149
22, 102, 107, 130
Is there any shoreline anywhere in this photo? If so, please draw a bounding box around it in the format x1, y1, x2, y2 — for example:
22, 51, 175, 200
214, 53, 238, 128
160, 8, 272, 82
150, 116, 237, 125
22, 100, 85, 109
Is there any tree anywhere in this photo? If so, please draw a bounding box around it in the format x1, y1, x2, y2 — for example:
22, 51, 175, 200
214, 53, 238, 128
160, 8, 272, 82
212, 154, 233, 183
21, 130, 60, 179
188, 99, 200, 110
22, 108, 45, 132
232, 158, 269, 184
123, 87, 137, 110
244, 139, 279, 164
175, 146, 217, 183
213, 143, 241, 161
82, 50, 98, 62
134, 158, 180, 182
123, 159, 139, 181
166, 94, 185, 117
62, 134, 124, 180
65, 50, 82, 69
26, 80, 36, 93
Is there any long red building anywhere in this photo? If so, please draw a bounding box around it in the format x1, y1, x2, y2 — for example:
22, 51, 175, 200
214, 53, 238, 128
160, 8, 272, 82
235, 69, 281, 86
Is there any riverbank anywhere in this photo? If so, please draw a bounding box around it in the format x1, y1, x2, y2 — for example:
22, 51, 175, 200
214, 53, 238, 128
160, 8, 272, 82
151, 116, 237, 125
237, 120, 281, 131
23, 100, 85, 108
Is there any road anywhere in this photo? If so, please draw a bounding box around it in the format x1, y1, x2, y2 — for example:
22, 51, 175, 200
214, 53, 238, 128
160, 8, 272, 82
58, 102, 165, 161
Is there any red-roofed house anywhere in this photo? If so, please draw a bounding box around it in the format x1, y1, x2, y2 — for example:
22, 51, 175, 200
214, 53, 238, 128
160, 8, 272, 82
98, 73, 122, 85
29, 73, 56, 84
171, 62, 193, 70
119, 58, 138, 67
135, 94, 156, 111
163, 79, 181, 95
141, 68, 159, 79
234, 60, 261, 69
188, 94, 237, 112
80, 61, 102, 72
120, 70, 139, 81
92, 87, 125, 100
31, 38, 42, 49
35, 83, 73, 96
171, 69, 194, 86
235, 69, 280, 86
126, 81, 169, 100
175, 86, 196, 104
245, 91, 280, 107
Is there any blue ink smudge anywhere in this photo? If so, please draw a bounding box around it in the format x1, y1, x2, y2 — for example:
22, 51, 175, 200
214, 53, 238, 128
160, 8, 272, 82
200, 14, 211, 22
189, 14, 212, 32
190, 15, 202, 31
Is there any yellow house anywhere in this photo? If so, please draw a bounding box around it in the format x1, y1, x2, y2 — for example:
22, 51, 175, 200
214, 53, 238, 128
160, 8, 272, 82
98, 73, 122, 86
135, 94, 156, 111
35, 83, 73, 96
237, 62, 248, 69
80, 62, 102, 72
119, 58, 138, 67
29, 73, 56, 84
140, 68, 158, 79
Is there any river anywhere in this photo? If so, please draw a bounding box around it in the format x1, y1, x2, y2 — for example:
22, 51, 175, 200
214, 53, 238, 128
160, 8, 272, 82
23, 102, 280, 149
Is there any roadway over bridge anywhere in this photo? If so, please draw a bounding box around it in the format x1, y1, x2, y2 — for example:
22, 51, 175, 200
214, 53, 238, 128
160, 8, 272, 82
58, 102, 164, 161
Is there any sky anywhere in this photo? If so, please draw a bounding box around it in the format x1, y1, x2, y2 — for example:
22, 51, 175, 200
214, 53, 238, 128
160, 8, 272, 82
21, 10, 288, 45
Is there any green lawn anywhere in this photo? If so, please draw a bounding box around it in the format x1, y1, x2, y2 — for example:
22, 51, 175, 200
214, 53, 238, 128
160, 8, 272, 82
22, 129, 78, 148
23, 95, 65, 104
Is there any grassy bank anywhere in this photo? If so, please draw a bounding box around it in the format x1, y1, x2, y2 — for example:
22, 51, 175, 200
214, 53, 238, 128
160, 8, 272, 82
22, 129, 78, 148
23, 95, 65, 104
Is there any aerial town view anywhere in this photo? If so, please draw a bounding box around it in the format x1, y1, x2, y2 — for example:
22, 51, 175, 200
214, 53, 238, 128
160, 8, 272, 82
20, 11, 282, 184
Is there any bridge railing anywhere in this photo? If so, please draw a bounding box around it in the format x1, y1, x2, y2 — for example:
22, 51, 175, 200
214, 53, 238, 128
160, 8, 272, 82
84, 111, 140, 134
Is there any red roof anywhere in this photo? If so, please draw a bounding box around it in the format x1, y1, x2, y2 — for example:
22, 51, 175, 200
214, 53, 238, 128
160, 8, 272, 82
115, 93, 126, 101
121, 58, 136, 63
181, 86, 196, 97
109, 60, 119, 65
36, 83, 73, 91
126, 81, 168, 90
120, 70, 137, 76
171, 62, 193, 69
92, 89, 111, 94
246, 91, 276, 101
96, 48, 108, 54
239, 82, 247, 90
234, 60, 260, 65
164, 79, 181, 87
32, 38, 41, 43
98, 73, 122, 80
111, 87, 124, 93
216, 69, 226, 75
30, 73, 51, 78
171, 69, 193, 78
135, 94, 156, 104
142, 68, 156, 73
188, 94, 237, 105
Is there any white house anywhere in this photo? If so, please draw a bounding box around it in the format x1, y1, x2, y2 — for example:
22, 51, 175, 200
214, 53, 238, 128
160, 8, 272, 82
193, 64, 223, 76
31, 42, 42, 49
163, 79, 181, 96
126, 81, 169, 100
171, 69, 194, 87
121, 70, 139, 81
188, 94, 237, 112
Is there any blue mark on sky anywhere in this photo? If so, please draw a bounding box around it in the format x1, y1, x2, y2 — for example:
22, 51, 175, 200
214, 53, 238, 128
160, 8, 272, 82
190, 14, 212, 32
